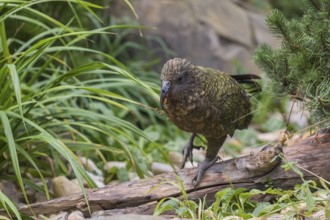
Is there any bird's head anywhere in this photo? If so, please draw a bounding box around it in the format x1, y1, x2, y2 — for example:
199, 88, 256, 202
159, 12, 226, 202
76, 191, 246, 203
160, 58, 196, 109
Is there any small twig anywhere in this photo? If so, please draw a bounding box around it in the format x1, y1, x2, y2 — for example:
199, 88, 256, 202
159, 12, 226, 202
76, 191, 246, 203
295, 163, 330, 185
280, 101, 295, 145
308, 0, 322, 11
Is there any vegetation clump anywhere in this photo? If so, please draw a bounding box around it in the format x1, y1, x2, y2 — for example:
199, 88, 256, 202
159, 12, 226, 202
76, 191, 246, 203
254, 0, 330, 128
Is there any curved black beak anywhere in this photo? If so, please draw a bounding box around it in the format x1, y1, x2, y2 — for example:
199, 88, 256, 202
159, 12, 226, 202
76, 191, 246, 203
160, 80, 170, 109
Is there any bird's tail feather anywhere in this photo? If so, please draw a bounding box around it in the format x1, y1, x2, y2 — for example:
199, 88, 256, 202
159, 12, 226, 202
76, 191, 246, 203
231, 74, 262, 95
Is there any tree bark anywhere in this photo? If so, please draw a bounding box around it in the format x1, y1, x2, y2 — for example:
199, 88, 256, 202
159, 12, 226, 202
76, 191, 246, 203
18, 131, 330, 216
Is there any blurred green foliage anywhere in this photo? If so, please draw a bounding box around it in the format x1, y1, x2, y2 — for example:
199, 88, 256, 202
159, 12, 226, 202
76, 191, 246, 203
0, 2, 180, 215
251, 0, 304, 19
154, 158, 330, 219
155, 180, 330, 219
254, 0, 330, 128
0, 0, 322, 218
270, 0, 305, 19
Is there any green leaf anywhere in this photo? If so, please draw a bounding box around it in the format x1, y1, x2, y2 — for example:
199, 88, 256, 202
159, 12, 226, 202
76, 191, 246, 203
326, 200, 330, 219
0, 190, 22, 220
281, 161, 304, 178
252, 202, 271, 217
304, 184, 315, 212
0, 111, 31, 206
7, 64, 26, 129
239, 188, 263, 208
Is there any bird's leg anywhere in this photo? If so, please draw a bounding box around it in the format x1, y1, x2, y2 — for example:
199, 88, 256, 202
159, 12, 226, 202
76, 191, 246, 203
192, 135, 227, 187
181, 133, 203, 169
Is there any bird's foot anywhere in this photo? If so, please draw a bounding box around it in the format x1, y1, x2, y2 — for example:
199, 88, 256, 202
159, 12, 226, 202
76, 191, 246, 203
181, 134, 202, 169
192, 156, 220, 187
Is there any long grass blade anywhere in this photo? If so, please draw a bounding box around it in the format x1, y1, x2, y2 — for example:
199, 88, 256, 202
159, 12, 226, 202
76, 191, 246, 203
6, 64, 26, 129
0, 190, 22, 220
0, 111, 30, 208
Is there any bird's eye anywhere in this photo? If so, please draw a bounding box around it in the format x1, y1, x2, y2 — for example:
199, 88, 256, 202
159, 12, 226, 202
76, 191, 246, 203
178, 76, 183, 82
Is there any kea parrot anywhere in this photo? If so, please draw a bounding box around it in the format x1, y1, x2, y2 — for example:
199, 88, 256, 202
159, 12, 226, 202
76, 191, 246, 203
160, 58, 261, 187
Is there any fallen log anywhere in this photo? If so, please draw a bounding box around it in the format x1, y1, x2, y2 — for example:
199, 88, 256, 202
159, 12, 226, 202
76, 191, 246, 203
18, 131, 330, 216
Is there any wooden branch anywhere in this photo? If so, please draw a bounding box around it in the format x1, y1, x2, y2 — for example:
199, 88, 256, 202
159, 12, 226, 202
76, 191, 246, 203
18, 131, 330, 216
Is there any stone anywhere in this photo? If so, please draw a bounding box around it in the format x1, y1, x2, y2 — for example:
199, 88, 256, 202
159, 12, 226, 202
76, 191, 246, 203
195, 0, 253, 47
167, 151, 182, 167
0, 180, 22, 204
80, 157, 103, 176
248, 11, 281, 47
68, 211, 85, 220
151, 162, 174, 175
48, 212, 69, 220
110, 0, 280, 74
89, 213, 167, 220
103, 161, 126, 171
52, 176, 81, 198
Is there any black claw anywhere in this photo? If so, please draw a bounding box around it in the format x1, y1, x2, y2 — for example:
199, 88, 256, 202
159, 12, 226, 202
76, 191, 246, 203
189, 149, 193, 166
192, 171, 202, 188
192, 165, 206, 187
191, 156, 220, 188
181, 159, 187, 169
181, 161, 185, 169
181, 146, 190, 169
181, 133, 198, 169
181, 144, 202, 168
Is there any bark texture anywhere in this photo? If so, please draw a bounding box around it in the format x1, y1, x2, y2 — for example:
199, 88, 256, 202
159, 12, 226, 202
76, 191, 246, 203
17, 131, 330, 216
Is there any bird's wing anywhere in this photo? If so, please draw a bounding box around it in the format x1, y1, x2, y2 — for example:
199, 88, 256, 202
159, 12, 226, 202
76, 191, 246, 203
211, 98, 237, 136
211, 74, 251, 136
217, 90, 252, 136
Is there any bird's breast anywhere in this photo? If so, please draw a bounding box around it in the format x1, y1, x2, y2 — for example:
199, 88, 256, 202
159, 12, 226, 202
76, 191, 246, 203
164, 88, 210, 133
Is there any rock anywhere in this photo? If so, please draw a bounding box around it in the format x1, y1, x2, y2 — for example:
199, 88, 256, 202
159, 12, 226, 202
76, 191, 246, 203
52, 176, 81, 198
68, 211, 85, 220
111, 0, 280, 74
80, 157, 103, 177
103, 161, 126, 171
151, 162, 174, 175
89, 213, 167, 220
86, 171, 105, 188
0, 180, 22, 204
167, 151, 182, 167
310, 210, 326, 220
25, 187, 37, 203
128, 172, 139, 181
107, 180, 120, 186
48, 212, 69, 220
35, 191, 48, 203
247, 11, 280, 47
196, 0, 252, 47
